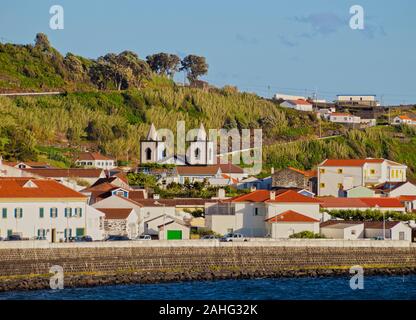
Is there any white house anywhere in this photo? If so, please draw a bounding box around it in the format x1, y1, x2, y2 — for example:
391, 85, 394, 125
157, 218, 190, 240
320, 221, 365, 240
373, 181, 416, 198
280, 99, 313, 112
22, 168, 106, 190
317, 158, 407, 197
0, 178, 105, 241
336, 95, 379, 106
205, 189, 322, 237
329, 113, 361, 124
265, 210, 320, 239
274, 93, 306, 101
320, 220, 412, 241
175, 164, 247, 184
392, 115, 416, 126
75, 152, 117, 170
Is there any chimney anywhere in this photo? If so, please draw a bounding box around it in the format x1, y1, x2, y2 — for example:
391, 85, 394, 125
217, 188, 226, 199
250, 185, 257, 192
271, 167, 275, 175
270, 191, 276, 200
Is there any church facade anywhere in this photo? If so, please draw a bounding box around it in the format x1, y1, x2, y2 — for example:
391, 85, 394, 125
140, 123, 215, 166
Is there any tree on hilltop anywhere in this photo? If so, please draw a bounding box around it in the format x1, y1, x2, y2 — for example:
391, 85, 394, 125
180, 54, 208, 84
146, 53, 181, 78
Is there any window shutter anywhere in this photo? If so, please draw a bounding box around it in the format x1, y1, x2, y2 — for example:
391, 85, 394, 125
2, 208, 6, 218
79, 208, 82, 217
14, 208, 17, 218
39, 208, 44, 218
64, 208, 68, 217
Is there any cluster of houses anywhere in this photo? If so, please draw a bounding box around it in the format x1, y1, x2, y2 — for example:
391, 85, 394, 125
0, 123, 415, 243
276, 93, 416, 128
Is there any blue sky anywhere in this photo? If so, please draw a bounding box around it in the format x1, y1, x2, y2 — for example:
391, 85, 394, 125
1, 0, 415, 104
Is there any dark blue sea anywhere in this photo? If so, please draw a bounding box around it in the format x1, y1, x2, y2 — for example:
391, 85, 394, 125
1, 275, 416, 300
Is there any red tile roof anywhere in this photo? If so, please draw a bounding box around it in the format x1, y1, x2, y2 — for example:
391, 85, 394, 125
96, 208, 133, 219
266, 210, 320, 223
288, 167, 317, 177
23, 168, 104, 178
177, 164, 244, 175
320, 158, 385, 167
0, 178, 87, 199
231, 190, 321, 203
77, 152, 114, 161
320, 197, 404, 208
288, 99, 312, 106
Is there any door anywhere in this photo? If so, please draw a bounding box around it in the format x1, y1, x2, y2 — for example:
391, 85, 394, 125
51, 229, 56, 243
76, 228, 85, 237
167, 230, 182, 240
399, 232, 405, 241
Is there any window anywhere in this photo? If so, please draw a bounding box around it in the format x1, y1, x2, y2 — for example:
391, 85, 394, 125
320, 183, 326, 188
37, 229, 46, 238
74, 208, 83, 217
337, 183, 344, 189
319, 169, 325, 174
14, 208, 23, 219
370, 169, 376, 174
64, 207, 72, 218
39, 208, 44, 218
351, 230, 356, 235
254, 208, 259, 216
64, 228, 72, 239
162, 148, 167, 158
145, 148, 152, 161
337, 169, 343, 174
2, 208, 7, 219
50, 207, 58, 218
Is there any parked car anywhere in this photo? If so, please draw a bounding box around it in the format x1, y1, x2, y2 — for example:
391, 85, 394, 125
74, 236, 93, 242
6, 234, 22, 241
105, 235, 130, 241
220, 233, 248, 242
134, 234, 152, 241
201, 235, 219, 240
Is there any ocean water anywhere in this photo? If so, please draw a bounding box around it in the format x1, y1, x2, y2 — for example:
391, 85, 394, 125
1, 275, 416, 300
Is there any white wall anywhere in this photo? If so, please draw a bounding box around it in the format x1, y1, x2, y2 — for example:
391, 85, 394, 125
0, 199, 104, 242
271, 222, 319, 239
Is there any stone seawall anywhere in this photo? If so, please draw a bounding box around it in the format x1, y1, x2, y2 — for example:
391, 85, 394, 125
1, 245, 416, 292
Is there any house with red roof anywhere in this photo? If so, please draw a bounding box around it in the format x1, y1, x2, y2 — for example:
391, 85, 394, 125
0, 178, 105, 241
75, 152, 116, 170
205, 189, 322, 237
319, 197, 406, 212
280, 99, 313, 112
392, 115, 416, 126
317, 158, 407, 197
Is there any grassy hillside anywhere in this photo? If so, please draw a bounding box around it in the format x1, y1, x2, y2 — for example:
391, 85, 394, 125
0, 36, 415, 180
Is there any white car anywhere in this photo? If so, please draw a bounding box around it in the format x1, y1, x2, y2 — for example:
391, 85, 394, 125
220, 233, 248, 242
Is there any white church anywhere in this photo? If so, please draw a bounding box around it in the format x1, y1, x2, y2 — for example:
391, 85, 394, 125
140, 123, 215, 166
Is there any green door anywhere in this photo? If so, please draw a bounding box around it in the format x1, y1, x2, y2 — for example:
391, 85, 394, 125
76, 228, 85, 237
167, 230, 182, 240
